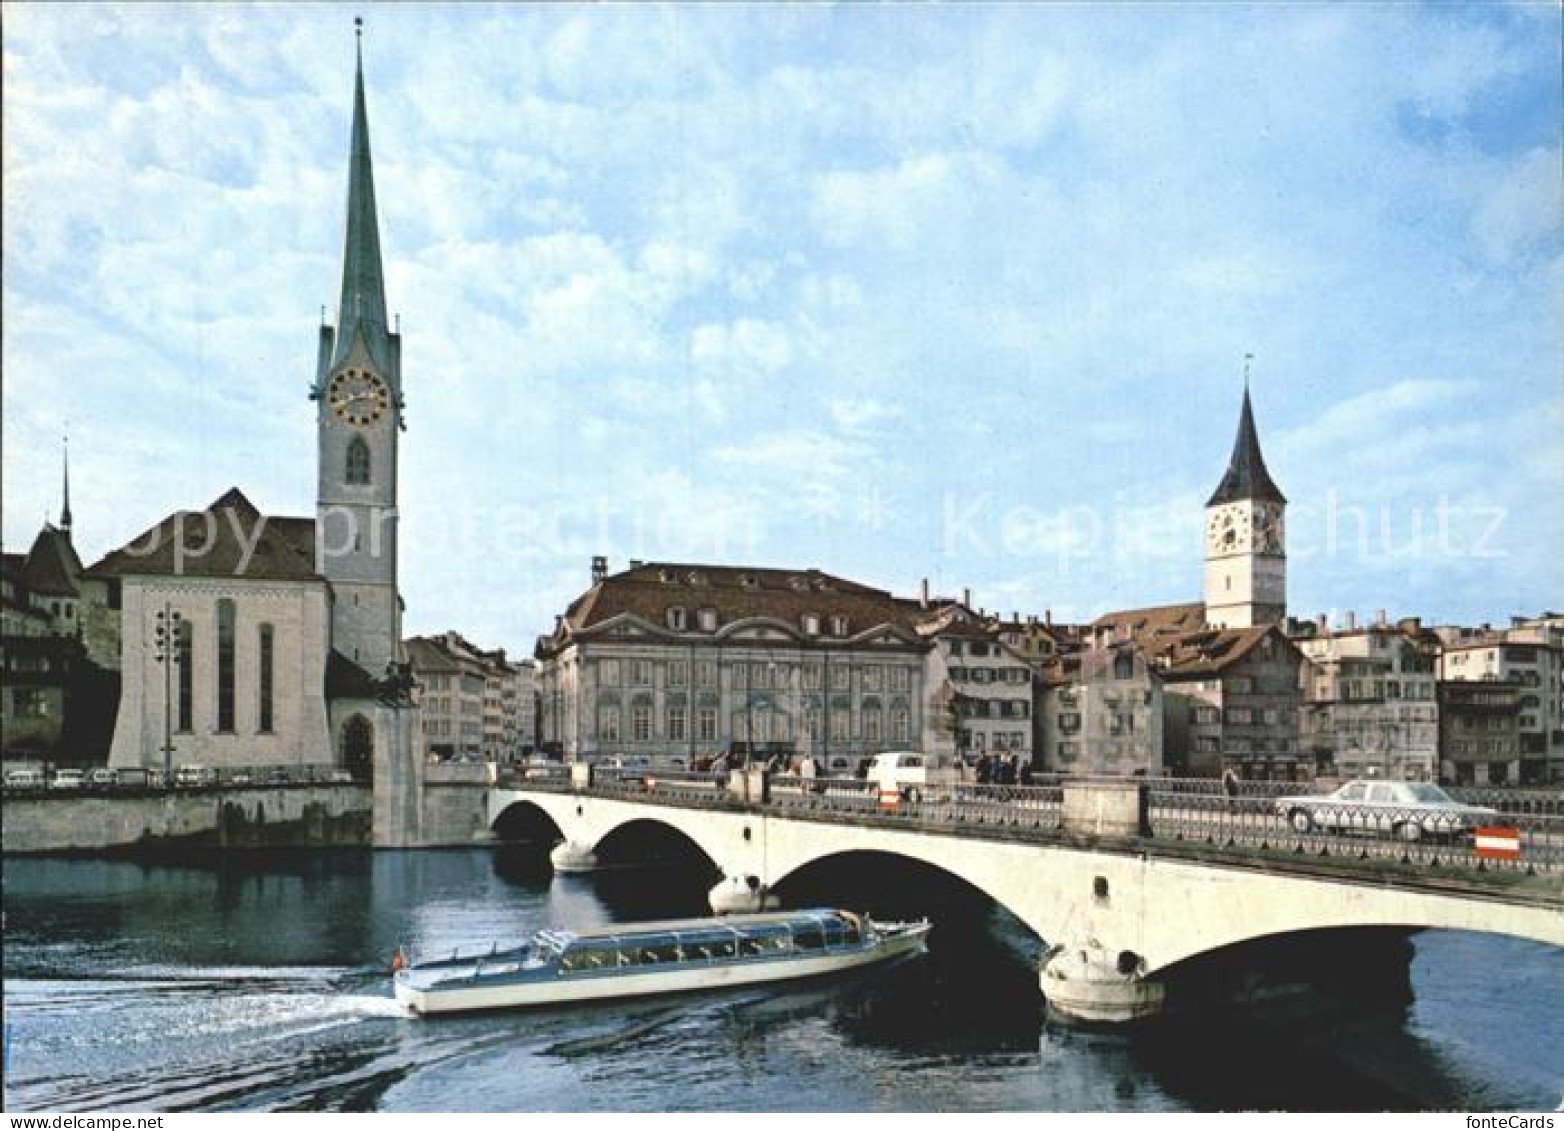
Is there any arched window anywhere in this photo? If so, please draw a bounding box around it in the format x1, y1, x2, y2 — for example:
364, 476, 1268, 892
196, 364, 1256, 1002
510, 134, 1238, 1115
216, 599, 236, 732
343, 714, 373, 774
346, 436, 371, 485
257, 623, 275, 733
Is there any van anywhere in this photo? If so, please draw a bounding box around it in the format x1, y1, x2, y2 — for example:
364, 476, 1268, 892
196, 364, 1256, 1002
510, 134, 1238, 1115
86, 767, 119, 788
866, 751, 960, 803
4, 768, 45, 790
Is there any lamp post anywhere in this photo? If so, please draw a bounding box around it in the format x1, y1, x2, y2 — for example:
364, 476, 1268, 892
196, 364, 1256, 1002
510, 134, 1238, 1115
152, 604, 182, 785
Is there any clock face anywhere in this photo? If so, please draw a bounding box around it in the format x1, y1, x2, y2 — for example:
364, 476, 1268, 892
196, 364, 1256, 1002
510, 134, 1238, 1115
327, 368, 390, 427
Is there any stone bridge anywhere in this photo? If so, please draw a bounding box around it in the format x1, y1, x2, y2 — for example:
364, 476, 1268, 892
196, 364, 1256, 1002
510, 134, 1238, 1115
491, 773, 1564, 1022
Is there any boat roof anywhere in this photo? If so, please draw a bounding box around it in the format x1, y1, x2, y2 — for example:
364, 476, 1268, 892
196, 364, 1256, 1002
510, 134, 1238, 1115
541, 908, 853, 949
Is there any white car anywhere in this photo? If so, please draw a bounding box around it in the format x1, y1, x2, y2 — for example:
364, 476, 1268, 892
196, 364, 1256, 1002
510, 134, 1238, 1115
50, 768, 86, 790
86, 768, 118, 788
1275, 780, 1500, 842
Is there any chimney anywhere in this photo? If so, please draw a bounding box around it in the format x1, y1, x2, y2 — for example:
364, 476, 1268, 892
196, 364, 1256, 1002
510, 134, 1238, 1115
920, 578, 929, 609
1375, 609, 1387, 627
1046, 608, 1053, 626
1012, 610, 1019, 624
591, 555, 607, 584
1317, 613, 1328, 633
629, 559, 644, 570
1345, 610, 1356, 630
963, 587, 972, 608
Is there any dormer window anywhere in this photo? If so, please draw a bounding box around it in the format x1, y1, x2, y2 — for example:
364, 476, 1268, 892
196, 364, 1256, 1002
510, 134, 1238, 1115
802, 614, 821, 636
788, 575, 809, 592
667, 607, 687, 631
830, 615, 849, 637
659, 568, 677, 584
687, 571, 707, 586
698, 608, 718, 632
740, 574, 759, 589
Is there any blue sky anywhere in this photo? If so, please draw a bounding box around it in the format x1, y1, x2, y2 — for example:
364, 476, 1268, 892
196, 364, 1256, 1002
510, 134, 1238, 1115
4, 2, 1560, 652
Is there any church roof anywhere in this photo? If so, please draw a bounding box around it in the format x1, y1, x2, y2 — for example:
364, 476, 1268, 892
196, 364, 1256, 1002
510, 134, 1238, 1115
86, 488, 321, 582
326, 648, 379, 699
1207, 386, 1286, 507
329, 35, 394, 377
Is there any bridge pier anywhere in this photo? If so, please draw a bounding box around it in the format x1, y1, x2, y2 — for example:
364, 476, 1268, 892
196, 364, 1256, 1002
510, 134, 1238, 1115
709, 872, 779, 914
1041, 939, 1166, 1024
549, 840, 600, 872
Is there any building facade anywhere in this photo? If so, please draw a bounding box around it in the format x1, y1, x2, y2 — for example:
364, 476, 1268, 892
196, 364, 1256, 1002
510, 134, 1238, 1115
918, 606, 1035, 761
536, 559, 929, 773
1293, 615, 1440, 781
1438, 629, 1561, 784
1038, 644, 1164, 776
407, 631, 533, 763
1437, 679, 1522, 785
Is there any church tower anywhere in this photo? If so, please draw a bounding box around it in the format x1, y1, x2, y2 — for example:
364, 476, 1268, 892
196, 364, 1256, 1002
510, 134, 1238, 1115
1203, 380, 1286, 629
314, 27, 404, 673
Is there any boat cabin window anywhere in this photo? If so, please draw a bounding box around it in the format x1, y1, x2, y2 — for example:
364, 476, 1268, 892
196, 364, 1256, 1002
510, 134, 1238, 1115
792, 923, 826, 950
642, 944, 681, 964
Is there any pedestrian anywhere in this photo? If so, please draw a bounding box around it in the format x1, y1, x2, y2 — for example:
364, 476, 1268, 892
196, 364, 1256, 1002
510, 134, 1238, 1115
1222, 766, 1240, 813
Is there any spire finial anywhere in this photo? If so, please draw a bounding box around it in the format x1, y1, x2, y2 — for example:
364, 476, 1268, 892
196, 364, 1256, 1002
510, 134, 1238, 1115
1243, 352, 1254, 392
60, 427, 73, 536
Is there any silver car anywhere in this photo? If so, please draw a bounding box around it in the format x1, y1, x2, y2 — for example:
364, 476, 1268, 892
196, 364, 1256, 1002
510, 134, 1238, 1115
1276, 780, 1499, 842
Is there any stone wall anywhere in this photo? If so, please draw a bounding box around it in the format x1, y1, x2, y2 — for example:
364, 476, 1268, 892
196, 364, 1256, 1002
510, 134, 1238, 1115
2, 785, 371, 854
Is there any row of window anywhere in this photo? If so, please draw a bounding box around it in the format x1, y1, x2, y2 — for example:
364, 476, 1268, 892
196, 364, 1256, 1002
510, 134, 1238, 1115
596, 658, 914, 693
663, 607, 854, 637
948, 667, 1031, 685
598, 703, 913, 745
958, 699, 1030, 719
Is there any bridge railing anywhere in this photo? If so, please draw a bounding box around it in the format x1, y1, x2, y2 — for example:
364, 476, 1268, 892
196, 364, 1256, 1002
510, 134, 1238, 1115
1145, 786, 1563, 875
497, 770, 1562, 877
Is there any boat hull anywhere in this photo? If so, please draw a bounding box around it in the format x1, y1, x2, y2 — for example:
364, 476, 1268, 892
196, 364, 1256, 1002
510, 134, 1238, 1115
395, 926, 928, 1015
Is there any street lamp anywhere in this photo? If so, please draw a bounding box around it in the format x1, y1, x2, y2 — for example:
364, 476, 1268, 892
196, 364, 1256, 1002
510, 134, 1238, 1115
152, 604, 182, 784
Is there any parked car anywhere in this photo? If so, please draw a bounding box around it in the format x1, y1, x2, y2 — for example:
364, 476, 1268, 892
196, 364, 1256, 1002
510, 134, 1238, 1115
174, 764, 218, 788
228, 770, 253, 786
866, 750, 960, 803
50, 768, 87, 791
5, 768, 46, 789
327, 769, 355, 784
263, 768, 292, 786
86, 768, 119, 788
1275, 780, 1501, 842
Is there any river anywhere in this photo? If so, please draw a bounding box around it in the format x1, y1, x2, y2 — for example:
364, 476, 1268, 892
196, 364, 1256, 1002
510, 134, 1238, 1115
2, 849, 1558, 1112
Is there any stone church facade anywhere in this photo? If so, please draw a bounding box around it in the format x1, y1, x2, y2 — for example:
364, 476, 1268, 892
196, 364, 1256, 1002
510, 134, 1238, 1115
80, 36, 418, 822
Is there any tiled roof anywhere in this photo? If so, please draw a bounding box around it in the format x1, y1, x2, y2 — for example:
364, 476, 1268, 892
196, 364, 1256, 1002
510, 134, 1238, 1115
20, 525, 83, 597
86, 488, 321, 582
1092, 601, 1206, 639
1138, 624, 1296, 678
540, 562, 925, 656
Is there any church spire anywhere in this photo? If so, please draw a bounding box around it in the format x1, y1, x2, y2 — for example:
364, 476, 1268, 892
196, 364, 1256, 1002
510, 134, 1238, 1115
331, 17, 391, 374
1207, 366, 1285, 507
60, 432, 73, 537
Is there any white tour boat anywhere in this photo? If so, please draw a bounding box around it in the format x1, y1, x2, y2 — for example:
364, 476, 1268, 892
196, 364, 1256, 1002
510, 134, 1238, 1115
392, 908, 930, 1015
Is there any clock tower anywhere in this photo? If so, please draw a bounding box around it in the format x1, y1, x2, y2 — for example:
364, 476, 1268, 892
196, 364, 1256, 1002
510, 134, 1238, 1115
1203, 383, 1286, 629
314, 32, 404, 674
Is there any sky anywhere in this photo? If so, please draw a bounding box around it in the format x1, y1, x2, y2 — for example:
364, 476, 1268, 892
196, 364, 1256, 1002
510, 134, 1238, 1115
4, 2, 1560, 653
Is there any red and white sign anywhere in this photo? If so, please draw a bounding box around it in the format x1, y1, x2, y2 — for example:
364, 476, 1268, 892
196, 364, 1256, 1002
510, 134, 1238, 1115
878, 787, 899, 811
1473, 826, 1521, 860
